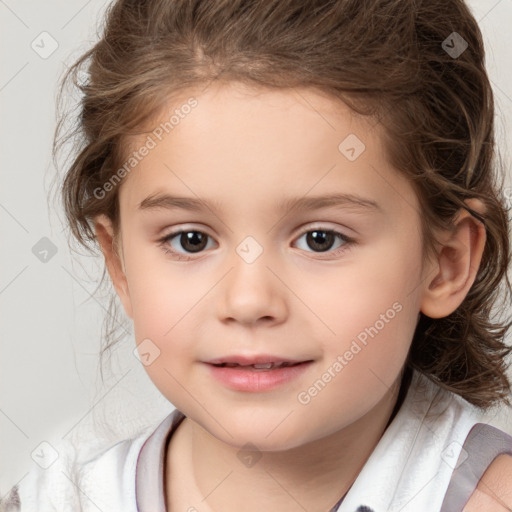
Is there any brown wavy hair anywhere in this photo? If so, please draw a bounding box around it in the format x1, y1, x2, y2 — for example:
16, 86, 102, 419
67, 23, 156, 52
53, 0, 512, 408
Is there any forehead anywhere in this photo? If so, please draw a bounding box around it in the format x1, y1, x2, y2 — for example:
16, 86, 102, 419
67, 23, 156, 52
118, 82, 419, 220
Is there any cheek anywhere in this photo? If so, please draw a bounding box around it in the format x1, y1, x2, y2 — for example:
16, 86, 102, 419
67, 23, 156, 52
130, 272, 199, 347
290, 242, 423, 432
122, 240, 195, 349
308, 229, 423, 373
126, 260, 205, 402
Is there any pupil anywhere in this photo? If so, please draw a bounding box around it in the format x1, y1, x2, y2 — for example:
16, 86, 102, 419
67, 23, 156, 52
177, 230, 335, 254
307, 230, 334, 252
181, 232, 207, 253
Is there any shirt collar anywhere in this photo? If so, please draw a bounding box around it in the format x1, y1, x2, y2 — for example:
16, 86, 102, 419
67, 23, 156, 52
135, 408, 186, 512
134, 409, 378, 512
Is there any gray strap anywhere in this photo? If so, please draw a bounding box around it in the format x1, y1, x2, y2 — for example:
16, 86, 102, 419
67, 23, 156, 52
136, 410, 186, 512
440, 422, 512, 512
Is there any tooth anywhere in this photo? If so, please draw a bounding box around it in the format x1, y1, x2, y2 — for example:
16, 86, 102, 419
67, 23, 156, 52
217, 362, 297, 369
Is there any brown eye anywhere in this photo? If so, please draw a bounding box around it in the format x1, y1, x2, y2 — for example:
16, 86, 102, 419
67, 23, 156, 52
178, 231, 208, 253
294, 228, 350, 255
161, 230, 213, 255
305, 230, 336, 252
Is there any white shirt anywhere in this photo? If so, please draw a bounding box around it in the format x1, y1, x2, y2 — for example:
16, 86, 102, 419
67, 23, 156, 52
3, 370, 511, 512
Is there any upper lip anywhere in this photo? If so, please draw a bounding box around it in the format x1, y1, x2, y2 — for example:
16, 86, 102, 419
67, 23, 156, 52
205, 355, 311, 365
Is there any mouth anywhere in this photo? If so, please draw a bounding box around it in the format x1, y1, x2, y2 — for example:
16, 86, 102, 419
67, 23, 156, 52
205, 358, 314, 392
205, 354, 313, 370
209, 361, 308, 371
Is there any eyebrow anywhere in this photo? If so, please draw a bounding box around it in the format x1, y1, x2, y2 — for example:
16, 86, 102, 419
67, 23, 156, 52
138, 192, 381, 214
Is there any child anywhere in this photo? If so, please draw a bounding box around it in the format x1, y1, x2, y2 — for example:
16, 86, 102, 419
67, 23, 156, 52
3, 0, 512, 510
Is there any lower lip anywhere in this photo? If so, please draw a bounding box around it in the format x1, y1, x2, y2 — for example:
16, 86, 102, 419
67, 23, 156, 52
205, 362, 313, 392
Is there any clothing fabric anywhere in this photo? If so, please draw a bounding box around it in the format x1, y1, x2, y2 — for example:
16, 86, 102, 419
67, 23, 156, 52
2, 370, 511, 512
337, 372, 512, 512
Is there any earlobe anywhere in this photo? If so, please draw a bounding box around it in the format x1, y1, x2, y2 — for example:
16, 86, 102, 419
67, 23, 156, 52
94, 214, 133, 319
420, 199, 486, 319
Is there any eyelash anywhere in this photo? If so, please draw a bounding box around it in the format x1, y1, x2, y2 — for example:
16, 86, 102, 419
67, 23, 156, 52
157, 226, 355, 260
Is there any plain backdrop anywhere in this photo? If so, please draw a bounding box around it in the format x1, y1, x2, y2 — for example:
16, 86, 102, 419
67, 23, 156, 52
1, 0, 512, 494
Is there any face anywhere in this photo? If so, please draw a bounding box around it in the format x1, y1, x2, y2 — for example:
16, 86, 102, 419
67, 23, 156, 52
104, 82, 431, 451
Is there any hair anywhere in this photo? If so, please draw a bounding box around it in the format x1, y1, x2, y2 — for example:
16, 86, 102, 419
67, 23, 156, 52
53, 0, 512, 409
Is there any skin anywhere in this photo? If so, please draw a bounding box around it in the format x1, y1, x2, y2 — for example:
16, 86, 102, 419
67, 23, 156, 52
464, 454, 512, 511
94, 82, 494, 511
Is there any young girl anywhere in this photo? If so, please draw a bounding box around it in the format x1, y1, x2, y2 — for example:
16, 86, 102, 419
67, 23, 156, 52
3, 0, 512, 510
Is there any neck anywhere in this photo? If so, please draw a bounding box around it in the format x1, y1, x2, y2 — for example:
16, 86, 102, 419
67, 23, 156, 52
166, 372, 407, 512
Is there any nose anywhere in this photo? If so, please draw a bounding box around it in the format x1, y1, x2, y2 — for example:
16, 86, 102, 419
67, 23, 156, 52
217, 249, 288, 327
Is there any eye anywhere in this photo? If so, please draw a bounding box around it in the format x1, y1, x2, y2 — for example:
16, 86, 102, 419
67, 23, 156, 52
159, 229, 215, 256
158, 226, 354, 260
293, 227, 352, 256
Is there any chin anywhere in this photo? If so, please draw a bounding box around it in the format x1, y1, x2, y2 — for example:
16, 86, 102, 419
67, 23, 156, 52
205, 417, 313, 451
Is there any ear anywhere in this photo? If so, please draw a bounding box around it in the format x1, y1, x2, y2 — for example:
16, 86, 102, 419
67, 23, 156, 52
420, 198, 486, 319
94, 214, 133, 319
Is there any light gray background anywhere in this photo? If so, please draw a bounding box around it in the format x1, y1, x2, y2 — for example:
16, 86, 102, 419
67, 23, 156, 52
1, 0, 512, 494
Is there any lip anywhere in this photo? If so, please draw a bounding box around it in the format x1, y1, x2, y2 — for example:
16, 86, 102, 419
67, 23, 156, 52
204, 357, 314, 392
205, 354, 307, 365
